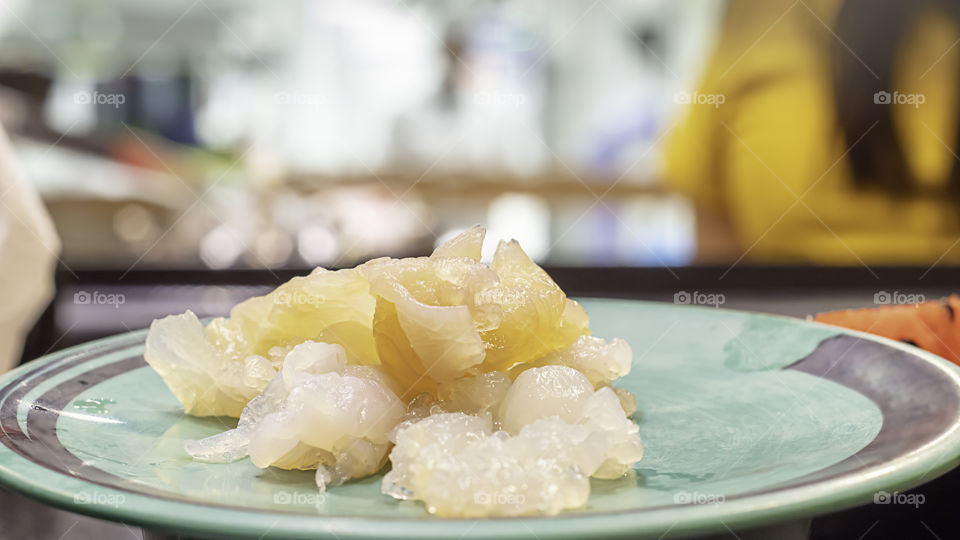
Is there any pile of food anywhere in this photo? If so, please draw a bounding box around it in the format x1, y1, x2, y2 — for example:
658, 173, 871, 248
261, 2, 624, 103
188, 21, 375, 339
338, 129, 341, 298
144, 227, 643, 517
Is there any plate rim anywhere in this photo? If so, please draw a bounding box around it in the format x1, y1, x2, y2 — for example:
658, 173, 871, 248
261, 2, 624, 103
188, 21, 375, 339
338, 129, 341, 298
2, 299, 960, 539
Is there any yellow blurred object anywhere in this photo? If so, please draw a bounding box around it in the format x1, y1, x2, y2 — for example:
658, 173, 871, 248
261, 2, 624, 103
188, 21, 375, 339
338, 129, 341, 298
665, 0, 960, 263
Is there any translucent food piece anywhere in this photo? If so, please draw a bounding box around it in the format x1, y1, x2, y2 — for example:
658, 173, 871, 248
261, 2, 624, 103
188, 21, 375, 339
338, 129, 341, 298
145, 265, 378, 417
584, 387, 645, 478
614, 387, 638, 416
382, 411, 624, 517
243, 355, 275, 390
391, 393, 449, 439
438, 371, 512, 415
207, 266, 378, 365
248, 372, 401, 468
497, 364, 594, 434
182, 425, 254, 463
183, 374, 288, 462
185, 341, 404, 483
329, 438, 392, 483
315, 465, 333, 492
367, 253, 498, 398
431, 225, 484, 260
144, 311, 252, 417
383, 366, 643, 517
368, 230, 590, 399
522, 335, 633, 388
498, 366, 644, 477
476, 241, 591, 373
374, 280, 485, 383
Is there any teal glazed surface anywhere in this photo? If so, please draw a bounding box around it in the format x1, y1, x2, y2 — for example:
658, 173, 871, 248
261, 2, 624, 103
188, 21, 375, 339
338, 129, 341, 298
1, 298, 960, 539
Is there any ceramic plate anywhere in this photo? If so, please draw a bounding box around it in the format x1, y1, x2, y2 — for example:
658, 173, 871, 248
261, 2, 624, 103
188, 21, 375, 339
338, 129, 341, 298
2, 299, 960, 539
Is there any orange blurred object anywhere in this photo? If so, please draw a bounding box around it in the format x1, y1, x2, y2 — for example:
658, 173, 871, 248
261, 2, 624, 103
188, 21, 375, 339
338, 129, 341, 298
814, 296, 960, 365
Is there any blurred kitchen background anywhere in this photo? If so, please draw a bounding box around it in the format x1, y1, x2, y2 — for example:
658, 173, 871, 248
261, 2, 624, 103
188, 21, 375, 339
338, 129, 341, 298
4, 0, 960, 357
5, 0, 720, 270
0, 0, 729, 352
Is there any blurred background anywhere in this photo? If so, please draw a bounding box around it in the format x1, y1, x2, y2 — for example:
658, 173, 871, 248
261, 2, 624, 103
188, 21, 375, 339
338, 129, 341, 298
3, 0, 959, 357
4, 1, 960, 536
5, 0, 718, 271
2, 0, 725, 353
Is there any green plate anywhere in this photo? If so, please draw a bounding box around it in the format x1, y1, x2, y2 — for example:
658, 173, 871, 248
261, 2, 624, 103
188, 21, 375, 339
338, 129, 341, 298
2, 298, 960, 539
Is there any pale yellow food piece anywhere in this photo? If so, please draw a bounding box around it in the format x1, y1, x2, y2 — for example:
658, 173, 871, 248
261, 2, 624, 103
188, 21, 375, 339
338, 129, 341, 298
368, 228, 590, 399
367, 232, 498, 398
144, 311, 252, 417
477, 239, 591, 373
207, 266, 378, 365
145, 266, 378, 417
368, 260, 491, 393
430, 226, 485, 260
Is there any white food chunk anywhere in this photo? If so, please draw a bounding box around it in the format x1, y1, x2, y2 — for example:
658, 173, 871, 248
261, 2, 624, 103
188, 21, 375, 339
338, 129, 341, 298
537, 335, 633, 388
383, 366, 643, 517
144, 311, 257, 417
184, 341, 404, 488
498, 365, 595, 433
